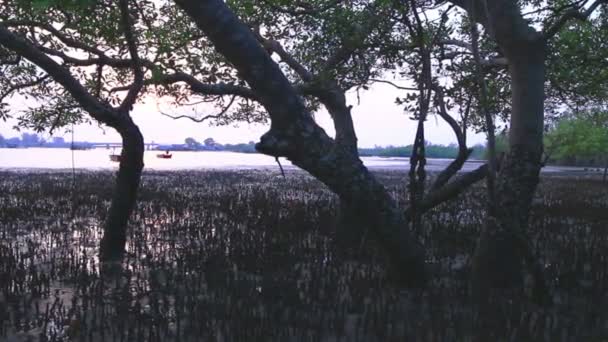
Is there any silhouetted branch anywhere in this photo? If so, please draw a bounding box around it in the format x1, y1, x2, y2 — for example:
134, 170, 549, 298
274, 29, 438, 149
0, 74, 50, 103
406, 163, 489, 219
111, 72, 259, 101
255, 32, 313, 82
430, 85, 471, 191
2, 20, 108, 56
369, 79, 418, 91
543, 0, 605, 40
118, 0, 144, 112
0, 25, 120, 126
159, 95, 237, 123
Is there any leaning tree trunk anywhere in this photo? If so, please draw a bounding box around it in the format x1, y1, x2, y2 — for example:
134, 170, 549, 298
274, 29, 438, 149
274, 139, 428, 287
0, 23, 145, 263
471, 39, 551, 305
175, 0, 428, 287
99, 118, 145, 262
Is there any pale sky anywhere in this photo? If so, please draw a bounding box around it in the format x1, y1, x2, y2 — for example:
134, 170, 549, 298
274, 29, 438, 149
1, 83, 487, 148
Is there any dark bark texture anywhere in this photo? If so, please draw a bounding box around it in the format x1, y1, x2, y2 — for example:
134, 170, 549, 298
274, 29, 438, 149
174, 0, 428, 286
0, 24, 144, 263
452, 0, 551, 306
99, 119, 145, 261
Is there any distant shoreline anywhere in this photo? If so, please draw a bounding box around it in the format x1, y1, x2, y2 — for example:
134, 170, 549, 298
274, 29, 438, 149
0, 147, 604, 173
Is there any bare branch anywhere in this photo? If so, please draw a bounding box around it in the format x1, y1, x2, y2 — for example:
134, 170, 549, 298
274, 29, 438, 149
369, 78, 418, 91
111, 72, 259, 101
159, 95, 237, 123
429, 85, 472, 191
543, 0, 605, 40
406, 163, 489, 219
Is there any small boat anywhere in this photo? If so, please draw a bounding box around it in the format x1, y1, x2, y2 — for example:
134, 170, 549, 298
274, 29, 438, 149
157, 152, 172, 159
109, 147, 121, 162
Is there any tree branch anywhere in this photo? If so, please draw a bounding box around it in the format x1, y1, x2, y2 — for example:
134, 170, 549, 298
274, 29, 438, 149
2, 20, 109, 56
159, 95, 236, 123
0, 25, 120, 126
2, 20, 159, 71
111, 71, 259, 101
254, 31, 313, 82
0, 74, 50, 103
175, 0, 427, 287
32, 44, 135, 67
369, 78, 418, 91
118, 0, 144, 113
406, 163, 489, 218
543, 0, 605, 40
429, 85, 472, 191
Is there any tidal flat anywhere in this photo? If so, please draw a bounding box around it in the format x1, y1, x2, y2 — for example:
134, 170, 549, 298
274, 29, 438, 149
1, 170, 607, 341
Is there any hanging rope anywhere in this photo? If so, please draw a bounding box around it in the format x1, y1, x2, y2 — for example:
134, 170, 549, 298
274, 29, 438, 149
70, 123, 77, 218
275, 156, 286, 179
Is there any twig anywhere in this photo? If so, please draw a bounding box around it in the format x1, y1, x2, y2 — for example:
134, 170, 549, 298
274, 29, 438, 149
369, 78, 418, 91
159, 95, 236, 123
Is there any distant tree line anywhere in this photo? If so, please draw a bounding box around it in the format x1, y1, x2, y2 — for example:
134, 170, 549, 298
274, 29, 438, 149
0, 132, 495, 159
0, 132, 94, 148
545, 109, 608, 178
5, 128, 606, 167
359, 142, 487, 159
157, 137, 258, 153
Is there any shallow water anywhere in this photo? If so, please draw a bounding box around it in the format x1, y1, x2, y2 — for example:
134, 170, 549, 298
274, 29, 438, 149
1, 171, 607, 341
0, 147, 599, 174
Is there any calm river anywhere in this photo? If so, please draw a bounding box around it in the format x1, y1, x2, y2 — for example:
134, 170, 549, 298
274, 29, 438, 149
0, 147, 593, 173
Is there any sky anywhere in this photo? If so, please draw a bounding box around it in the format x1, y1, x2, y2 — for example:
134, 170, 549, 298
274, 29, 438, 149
1, 82, 488, 148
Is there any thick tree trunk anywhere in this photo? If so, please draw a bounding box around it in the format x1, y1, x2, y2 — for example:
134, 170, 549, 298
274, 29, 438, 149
0, 23, 145, 263
99, 119, 145, 261
472, 40, 551, 305
175, 0, 428, 286
279, 141, 428, 287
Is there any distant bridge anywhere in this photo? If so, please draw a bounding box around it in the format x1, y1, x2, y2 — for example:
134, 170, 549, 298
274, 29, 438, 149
88, 143, 160, 150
